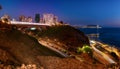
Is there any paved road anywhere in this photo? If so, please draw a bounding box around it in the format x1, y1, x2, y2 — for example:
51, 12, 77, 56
38, 40, 69, 57
90, 40, 116, 64
38, 39, 117, 64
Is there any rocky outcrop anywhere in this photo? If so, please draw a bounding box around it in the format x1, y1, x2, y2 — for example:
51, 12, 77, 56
37, 25, 90, 52
37, 56, 105, 69
1, 22, 118, 69
0, 22, 64, 68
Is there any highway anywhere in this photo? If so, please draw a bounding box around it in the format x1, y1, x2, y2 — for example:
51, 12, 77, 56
38, 39, 85, 62
38, 39, 69, 57
90, 40, 117, 64
37, 37, 118, 64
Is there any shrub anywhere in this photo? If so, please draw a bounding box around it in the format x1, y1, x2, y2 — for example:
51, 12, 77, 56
82, 45, 92, 53
77, 45, 92, 54
77, 47, 83, 53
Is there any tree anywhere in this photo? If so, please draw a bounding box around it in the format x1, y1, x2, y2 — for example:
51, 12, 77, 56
35, 13, 40, 23
59, 21, 63, 24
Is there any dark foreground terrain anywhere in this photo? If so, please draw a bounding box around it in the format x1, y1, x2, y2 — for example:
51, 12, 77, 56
0, 22, 119, 69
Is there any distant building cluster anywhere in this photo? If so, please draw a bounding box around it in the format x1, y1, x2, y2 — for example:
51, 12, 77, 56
18, 15, 33, 22
0, 13, 64, 25
0, 14, 11, 24
43, 14, 58, 25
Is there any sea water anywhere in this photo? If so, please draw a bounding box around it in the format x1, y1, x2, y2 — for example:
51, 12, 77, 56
79, 28, 120, 48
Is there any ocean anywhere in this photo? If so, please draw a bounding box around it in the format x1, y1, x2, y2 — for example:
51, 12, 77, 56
79, 28, 120, 48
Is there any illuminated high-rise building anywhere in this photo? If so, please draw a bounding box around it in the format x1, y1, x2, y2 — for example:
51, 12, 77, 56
19, 15, 26, 22
35, 13, 40, 23
43, 14, 58, 25
27, 16, 33, 22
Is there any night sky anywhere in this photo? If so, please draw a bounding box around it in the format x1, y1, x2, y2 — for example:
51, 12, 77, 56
0, 0, 120, 27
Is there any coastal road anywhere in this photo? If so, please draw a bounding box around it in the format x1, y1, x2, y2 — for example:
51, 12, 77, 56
38, 39, 69, 57
90, 40, 116, 64
38, 38, 117, 64
38, 39, 85, 62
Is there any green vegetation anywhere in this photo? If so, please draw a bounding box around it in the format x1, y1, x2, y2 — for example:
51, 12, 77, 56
77, 45, 92, 54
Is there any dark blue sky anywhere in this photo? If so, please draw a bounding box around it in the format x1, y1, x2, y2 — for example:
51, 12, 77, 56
0, 0, 120, 27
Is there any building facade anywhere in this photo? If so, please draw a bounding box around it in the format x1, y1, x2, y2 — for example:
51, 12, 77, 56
43, 14, 58, 25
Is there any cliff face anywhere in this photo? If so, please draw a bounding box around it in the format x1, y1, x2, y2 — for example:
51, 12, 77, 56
0, 23, 96, 69
38, 25, 90, 52
0, 22, 64, 68
0, 22, 111, 69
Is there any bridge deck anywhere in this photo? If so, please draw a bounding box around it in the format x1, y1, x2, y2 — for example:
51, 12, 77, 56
10, 21, 51, 26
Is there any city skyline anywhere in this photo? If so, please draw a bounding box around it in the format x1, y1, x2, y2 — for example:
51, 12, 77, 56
0, 0, 120, 27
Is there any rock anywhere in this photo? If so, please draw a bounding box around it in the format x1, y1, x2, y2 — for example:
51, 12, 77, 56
0, 22, 113, 69
37, 56, 105, 69
0, 21, 64, 67
38, 25, 90, 52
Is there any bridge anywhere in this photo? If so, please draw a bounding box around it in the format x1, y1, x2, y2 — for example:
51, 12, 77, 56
10, 21, 51, 27
9, 21, 52, 30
